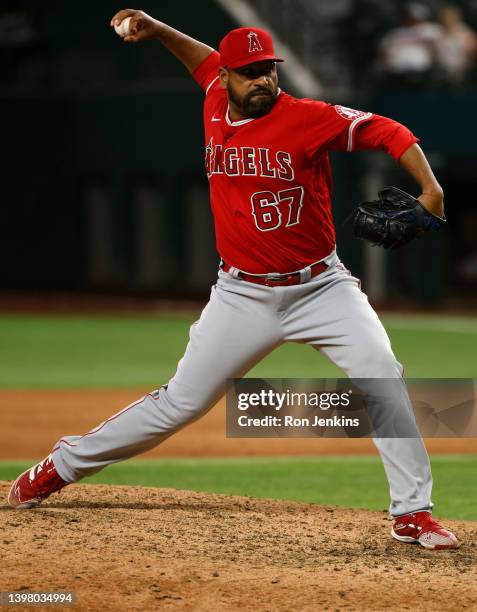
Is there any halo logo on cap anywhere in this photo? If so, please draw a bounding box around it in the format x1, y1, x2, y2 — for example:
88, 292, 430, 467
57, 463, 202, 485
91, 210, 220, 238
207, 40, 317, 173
219, 27, 284, 69
248, 31, 263, 53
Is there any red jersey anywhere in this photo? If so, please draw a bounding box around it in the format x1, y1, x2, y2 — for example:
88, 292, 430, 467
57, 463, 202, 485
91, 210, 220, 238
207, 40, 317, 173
193, 51, 418, 274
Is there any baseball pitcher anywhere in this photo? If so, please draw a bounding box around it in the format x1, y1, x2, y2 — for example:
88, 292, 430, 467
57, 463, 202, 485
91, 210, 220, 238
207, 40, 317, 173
8, 9, 459, 550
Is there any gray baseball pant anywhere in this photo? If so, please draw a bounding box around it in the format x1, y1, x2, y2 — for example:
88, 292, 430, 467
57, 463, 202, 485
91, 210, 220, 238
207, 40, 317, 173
52, 253, 433, 517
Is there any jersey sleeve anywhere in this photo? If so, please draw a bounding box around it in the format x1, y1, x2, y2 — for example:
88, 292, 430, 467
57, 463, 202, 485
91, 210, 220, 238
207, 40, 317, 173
304, 102, 374, 157
192, 50, 221, 95
304, 102, 418, 161
351, 114, 419, 160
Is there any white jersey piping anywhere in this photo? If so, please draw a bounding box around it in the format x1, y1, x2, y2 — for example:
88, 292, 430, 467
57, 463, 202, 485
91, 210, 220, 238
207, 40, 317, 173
225, 108, 255, 127
347, 112, 373, 152
205, 75, 220, 95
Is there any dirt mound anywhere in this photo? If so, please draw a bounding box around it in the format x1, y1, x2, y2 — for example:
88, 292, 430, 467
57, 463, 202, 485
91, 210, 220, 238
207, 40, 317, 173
0, 482, 475, 611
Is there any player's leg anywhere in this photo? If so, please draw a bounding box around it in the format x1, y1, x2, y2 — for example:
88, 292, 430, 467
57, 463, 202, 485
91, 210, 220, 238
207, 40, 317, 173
281, 260, 432, 518
27, 274, 282, 485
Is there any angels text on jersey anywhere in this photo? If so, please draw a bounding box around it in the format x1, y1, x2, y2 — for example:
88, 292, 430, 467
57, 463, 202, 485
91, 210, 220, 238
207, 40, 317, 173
205, 138, 294, 181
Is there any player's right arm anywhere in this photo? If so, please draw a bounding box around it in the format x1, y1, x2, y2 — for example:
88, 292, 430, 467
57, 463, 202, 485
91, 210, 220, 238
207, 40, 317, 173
110, 9, 215, 73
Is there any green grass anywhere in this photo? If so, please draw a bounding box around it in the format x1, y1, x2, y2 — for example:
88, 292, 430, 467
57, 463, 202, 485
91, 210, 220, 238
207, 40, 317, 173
0, 314, 193, 388
0, 313, 475, 388
1, 455, 475, 521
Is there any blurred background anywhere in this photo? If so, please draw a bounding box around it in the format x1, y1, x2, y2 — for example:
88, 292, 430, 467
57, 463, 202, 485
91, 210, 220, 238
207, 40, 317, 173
1, 0, 477, 307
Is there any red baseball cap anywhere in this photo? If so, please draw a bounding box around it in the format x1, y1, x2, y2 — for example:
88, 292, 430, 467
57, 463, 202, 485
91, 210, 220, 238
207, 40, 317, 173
219, 27, 284, 70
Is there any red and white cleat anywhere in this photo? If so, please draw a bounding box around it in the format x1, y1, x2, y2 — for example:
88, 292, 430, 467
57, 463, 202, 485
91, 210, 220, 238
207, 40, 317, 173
391, 511, 460, 550
8, 454, 68, 509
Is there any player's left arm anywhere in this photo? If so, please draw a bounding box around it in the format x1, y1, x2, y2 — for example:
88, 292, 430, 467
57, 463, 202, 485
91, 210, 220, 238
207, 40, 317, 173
398, 144, 443, 218
352, 116, 444, 218
307, 103, 444, 218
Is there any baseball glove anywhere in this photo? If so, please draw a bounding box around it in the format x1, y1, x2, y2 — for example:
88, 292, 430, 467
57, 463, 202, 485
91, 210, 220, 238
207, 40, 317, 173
348, 186, 446, 249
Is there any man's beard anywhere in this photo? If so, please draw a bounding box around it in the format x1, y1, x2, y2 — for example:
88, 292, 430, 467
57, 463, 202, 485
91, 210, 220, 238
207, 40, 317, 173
227, 84, 278, 118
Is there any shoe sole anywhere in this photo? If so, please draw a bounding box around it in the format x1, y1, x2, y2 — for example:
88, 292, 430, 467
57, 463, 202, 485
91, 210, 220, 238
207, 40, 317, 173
391, 528, 418, 544
391, 527, 460, 550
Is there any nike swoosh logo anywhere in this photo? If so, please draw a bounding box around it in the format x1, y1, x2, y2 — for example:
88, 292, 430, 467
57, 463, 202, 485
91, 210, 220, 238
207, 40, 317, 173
211, 116, 221, 122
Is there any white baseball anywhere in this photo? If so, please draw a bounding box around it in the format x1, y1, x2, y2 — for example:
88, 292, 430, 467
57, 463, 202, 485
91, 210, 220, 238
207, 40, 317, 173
114, 16, 132, 38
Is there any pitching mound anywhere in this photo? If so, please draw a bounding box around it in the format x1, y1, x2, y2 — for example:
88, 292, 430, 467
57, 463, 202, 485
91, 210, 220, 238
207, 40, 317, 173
1, 482, 476, 611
